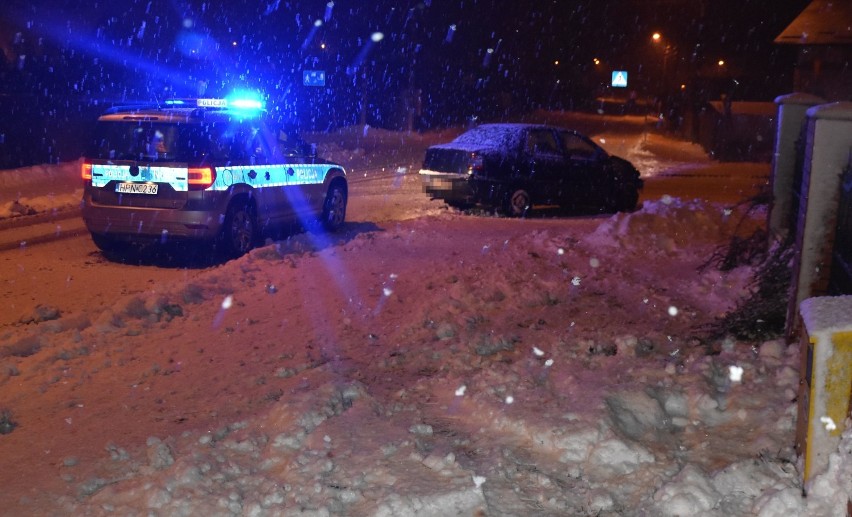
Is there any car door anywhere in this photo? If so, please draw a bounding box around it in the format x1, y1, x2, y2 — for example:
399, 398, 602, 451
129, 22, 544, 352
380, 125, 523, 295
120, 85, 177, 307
280, 135, 327, 222
224, 120, 290, 226
558, 130, 608, 206
525, 128, 568, 205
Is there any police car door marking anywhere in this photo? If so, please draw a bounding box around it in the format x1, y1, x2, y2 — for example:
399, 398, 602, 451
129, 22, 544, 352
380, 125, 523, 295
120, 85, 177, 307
210, 164, 329, 191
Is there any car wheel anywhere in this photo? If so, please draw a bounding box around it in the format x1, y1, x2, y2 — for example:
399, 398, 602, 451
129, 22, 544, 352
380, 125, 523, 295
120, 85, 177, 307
505, 189, 531, 217
321, 183, 347, 231
607, 186, 639, 213
221, 201, 257, 257
90, 233, 122, 252
619, 188, 639, 212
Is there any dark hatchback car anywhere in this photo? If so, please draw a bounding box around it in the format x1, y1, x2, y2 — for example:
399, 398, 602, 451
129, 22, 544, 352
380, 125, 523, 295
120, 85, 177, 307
419, 123, 643, 216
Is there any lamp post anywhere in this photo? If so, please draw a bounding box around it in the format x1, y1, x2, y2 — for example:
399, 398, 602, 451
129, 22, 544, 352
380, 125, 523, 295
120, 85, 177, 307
651, 32, 671, 95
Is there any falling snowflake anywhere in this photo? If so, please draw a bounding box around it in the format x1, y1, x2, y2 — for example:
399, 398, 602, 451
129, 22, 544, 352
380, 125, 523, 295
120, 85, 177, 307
571, 276, 581, 286
668, 306, 678, 316
221, 295, 233, 310
455, 385, 466, 396
532, 346, 544, 356
728, 365, 744, 382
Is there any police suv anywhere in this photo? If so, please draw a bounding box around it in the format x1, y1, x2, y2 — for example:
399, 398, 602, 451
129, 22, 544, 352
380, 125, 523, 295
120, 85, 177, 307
81, 96, 347, 257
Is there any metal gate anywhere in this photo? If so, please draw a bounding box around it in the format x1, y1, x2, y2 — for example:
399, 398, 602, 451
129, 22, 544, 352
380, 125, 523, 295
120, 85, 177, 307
829, 161, 852, 295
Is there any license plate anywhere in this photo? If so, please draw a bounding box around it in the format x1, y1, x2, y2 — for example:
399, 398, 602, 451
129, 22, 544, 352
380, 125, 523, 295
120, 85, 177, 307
116, 182, 158, 195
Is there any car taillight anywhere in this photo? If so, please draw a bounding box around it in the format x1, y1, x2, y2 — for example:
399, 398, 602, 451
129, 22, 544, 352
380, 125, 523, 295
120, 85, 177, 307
467, 153, 484, 175
81, 162, 93, 181
188, 167, 215, 190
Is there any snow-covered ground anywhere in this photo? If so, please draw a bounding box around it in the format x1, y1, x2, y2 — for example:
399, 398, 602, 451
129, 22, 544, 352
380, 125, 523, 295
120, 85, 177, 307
1, 116, 851, 516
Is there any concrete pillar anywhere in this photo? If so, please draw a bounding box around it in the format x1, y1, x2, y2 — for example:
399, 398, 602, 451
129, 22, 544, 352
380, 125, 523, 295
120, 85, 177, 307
786, 102, 852, 339
768, 93, 825, 242
796, 295, 852, 487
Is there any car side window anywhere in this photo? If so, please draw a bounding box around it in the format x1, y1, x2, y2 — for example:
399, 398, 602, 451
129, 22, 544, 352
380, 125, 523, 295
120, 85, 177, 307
276, 129, 311, 162
526, 129, 561, 157
560, 131, 598, 160
216, 122, 270, 165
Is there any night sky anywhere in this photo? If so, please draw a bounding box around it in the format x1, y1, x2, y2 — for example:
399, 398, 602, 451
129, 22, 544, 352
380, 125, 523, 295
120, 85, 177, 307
0, 0, 811, 137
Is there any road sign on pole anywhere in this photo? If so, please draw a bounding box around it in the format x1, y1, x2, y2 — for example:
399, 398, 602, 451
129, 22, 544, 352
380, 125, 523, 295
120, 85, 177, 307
303, 70, 326, 87
611, 71, 628, 88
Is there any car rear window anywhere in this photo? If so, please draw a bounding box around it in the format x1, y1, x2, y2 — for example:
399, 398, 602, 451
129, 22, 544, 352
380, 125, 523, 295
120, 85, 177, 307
87, 119, 276, 165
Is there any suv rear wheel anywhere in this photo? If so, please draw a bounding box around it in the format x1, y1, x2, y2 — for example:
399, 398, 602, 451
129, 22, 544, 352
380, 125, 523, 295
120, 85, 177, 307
221, 201, 257, 256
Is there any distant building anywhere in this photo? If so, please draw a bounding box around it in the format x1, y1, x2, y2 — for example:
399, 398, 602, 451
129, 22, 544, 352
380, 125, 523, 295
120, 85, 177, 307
775, 0, 852, 101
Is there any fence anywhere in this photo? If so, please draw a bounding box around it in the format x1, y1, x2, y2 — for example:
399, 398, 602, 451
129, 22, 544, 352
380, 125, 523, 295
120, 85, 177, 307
829, 162, 852, 295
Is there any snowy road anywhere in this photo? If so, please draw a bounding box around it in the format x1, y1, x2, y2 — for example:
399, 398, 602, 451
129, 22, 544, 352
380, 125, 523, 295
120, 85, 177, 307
7, 119, 835, 517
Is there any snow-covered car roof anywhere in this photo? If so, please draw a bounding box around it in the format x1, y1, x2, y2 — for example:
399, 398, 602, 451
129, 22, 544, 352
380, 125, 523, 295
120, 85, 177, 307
429, 123, 554, 154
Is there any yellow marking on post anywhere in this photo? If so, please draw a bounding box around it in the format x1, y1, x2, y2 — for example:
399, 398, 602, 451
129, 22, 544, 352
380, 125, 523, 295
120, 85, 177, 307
826, 331, 852, 437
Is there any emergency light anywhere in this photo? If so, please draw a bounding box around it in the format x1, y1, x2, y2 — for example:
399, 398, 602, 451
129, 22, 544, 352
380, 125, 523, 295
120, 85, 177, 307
161, 91, 265, 112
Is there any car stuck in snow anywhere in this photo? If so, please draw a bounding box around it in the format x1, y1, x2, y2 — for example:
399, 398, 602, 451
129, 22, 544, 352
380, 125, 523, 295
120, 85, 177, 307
419, 123, 643, 216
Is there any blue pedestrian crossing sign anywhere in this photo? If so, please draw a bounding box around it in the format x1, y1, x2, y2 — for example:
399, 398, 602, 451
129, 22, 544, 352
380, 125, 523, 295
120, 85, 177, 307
303, 70, 326, 87
611, 71, 628, 88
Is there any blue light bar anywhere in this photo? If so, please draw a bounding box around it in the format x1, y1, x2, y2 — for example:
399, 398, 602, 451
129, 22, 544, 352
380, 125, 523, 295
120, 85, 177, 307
228, 98, 264, 110
225, 90, 265, 112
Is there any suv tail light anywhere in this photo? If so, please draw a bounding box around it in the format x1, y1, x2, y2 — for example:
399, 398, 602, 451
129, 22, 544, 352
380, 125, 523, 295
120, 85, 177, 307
467, 153, 484, 175
188, 167, 215, 190
81, 162, 93, 181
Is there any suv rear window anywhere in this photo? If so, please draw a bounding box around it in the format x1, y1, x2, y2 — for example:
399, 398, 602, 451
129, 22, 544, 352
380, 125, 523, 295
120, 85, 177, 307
88, 119, 276, 165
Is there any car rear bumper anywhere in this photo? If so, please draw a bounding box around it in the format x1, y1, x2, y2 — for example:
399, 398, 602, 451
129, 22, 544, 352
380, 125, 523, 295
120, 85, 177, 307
419, 169, 474, 203
82, 194, 227, 241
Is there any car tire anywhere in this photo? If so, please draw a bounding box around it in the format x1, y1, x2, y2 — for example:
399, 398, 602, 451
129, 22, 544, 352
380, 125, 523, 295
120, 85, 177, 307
505, 189, 531, 217
321, 182, 347, 231
221, 201, 257, 257
607, 186, 639, 213
619, 188, 639, 212
90, 233, 123, 252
